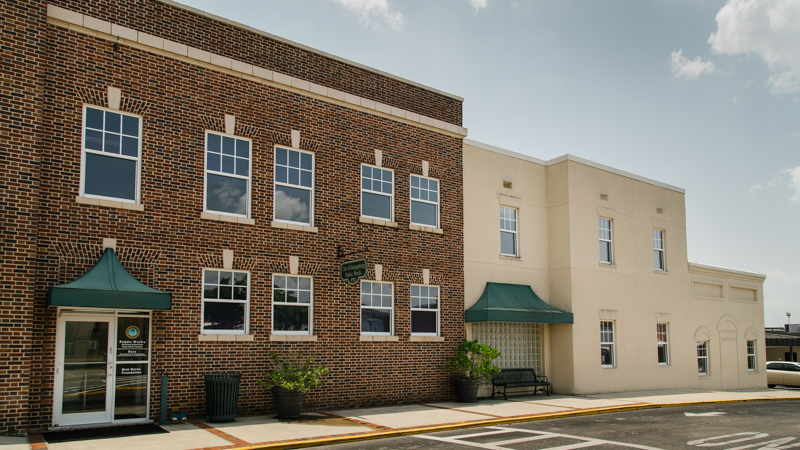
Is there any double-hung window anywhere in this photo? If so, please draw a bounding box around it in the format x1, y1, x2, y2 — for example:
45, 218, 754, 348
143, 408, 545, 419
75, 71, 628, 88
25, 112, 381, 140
654, 229, 666, 271
81, 105, 142, 202
361, 165, 393, 221
205, 132, 251, 217
747, 340, 756, 371
599, 218, 613, 264
500, 206, 518, 256
361, 281, 393, 335
272, 275, 313, 334
657, 323, 669, 365
411, 285, 439, 336
601, 321, 615, 368
697, 341, 709, 375
274, 147, 314, 225
202, 269, 249, 334
410, 175, 439, 228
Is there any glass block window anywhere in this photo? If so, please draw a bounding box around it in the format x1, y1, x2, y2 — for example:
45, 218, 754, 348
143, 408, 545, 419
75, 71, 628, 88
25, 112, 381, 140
697, 341, 709, 375
410, 175, 439, 227
274, 147, 314, 225
205, 132, 251, 217
272, 275, 313, 334
81, 105, 141, 202
361, 281, 393, 335
361, 164, 393, 221
500, 206, 518, 256
202, 270, 249, 334
411, 285, 439, 336
472, 322, 542, 376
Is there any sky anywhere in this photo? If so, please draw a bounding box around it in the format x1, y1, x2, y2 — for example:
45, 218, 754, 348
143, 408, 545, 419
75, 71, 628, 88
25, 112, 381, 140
178, 0, 800, 327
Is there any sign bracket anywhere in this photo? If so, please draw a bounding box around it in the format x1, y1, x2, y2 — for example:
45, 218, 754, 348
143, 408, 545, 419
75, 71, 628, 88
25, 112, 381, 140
337, 245, 369, 260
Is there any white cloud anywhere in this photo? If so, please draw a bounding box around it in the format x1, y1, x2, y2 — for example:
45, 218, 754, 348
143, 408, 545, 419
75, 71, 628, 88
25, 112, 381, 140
749, 183, 763, 194
467, 0, 488, 12
732, 96, 738, 105
332, 0, 404, 30
786, 166, 800, 202
749, 166, 800, 201
763, 270, 800, 284
670, 49, 717, 79
709, 0, 800, 94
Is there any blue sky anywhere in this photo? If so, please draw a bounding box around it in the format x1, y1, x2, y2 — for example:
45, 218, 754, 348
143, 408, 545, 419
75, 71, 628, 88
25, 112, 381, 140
179, 0, 800, 327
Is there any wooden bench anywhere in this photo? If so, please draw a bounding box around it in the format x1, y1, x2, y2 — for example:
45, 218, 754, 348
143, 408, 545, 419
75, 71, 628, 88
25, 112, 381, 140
491, 368, 550, 399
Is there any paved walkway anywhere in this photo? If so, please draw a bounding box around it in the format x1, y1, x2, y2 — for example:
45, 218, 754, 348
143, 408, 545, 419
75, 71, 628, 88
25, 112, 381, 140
20, 388, 800, 450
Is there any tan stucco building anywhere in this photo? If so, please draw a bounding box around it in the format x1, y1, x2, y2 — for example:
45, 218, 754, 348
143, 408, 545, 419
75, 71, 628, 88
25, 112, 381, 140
464, 139, 767, 395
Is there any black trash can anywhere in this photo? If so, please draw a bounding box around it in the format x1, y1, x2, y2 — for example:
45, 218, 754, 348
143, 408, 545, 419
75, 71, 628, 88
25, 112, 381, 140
203, 372, 242, 422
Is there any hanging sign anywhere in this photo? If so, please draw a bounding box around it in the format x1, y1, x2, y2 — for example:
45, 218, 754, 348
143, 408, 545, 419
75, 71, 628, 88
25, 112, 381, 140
340, 258, 368, 285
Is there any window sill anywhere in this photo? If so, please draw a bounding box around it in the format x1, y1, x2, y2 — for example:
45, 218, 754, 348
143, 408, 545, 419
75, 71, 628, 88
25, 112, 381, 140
198, 334, 254, 342
270, 221, 319, 233
76, 196, 144, 211
654, 269, 669, 275
410, 336, 445, 342
499, 254, 521, 261
270, 334, 318, 342
201, 212, 255, 225
360, 335, 399, 342
409, 224, 443, 234
599, 263, 617, 268
359, 217, 398, 228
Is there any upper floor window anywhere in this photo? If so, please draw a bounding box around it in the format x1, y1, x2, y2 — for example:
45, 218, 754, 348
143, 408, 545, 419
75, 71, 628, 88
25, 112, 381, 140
697, 341, 709, 375
747, 340, 756, 371
599, 218, 613, 264
81, 105, 141, 202
601, 320, 615, 368
361, 281, 393, 336
410, 175, 439, 228
411, 285, 439, 336
272, 275, 313, 334
274, 147, 313, 225
500, 206, 518, 256
205, 132, 251, 217
202, 269, 249, 334
361, 165, 393, 221
657, 323, 669, 365
654, 229, 665, 271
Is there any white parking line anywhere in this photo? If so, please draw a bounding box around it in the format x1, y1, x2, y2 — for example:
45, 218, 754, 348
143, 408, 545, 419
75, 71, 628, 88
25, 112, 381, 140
415, 426, 664, 450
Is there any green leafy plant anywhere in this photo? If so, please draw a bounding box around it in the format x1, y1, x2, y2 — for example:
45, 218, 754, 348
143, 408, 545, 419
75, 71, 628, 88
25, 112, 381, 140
256, 351, 330, 393
440, 340, 501, 381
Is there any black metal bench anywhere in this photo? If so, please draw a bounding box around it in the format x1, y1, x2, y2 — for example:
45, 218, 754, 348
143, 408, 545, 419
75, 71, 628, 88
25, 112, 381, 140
491, 368, 550, 399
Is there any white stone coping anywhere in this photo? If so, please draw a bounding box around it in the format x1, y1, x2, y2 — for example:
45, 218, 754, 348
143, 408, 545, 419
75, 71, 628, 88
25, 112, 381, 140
270, 221, 319, 233
359, 217, 398, 228
46, 5, 467, 138
409, 224, 443, 234
200, 212, 255, 225
269, 334, 318, 342
409, 336, 445, 342
198, 334, 255, 342
76, 196, 144, 211
464, 138, 685, 194
688, 261, 766, 282
359, 335, 399, 342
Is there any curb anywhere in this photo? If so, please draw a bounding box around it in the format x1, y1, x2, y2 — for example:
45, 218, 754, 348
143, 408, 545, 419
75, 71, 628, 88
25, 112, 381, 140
231, 396, 800, 450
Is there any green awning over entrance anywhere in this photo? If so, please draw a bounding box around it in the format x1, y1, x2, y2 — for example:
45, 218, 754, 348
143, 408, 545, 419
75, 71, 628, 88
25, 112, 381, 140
48, 248, 172, 310
465, 283, 573, 324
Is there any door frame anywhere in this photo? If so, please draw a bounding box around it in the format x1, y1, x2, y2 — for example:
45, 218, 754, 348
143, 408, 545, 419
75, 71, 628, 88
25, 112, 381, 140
53, 308, 153, 428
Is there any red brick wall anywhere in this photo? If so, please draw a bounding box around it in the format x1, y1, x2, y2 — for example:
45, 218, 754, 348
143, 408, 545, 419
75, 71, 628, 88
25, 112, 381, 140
25, 18, 465, 432
0, 0, 46, 436
49, 0, 463, 126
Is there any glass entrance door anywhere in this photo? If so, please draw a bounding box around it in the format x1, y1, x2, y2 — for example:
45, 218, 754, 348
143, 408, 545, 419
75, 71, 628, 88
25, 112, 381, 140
113, 316, 150, 420
54, 316, 113, 426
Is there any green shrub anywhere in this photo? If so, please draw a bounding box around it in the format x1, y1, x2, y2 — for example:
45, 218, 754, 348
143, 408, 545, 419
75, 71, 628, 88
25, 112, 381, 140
256, 351, 329, 393
441, 340, 501, 381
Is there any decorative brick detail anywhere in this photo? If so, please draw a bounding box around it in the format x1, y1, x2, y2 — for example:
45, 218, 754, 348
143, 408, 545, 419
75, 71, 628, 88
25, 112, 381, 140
54, 241, 160, 286
200, 115, 225, 133
365, 269, 399, 283
235, 123, 260, 140
119, 96, 151, 116
299, 262, 321, 276
268, 260, 291, 275
75, 85, 105, 107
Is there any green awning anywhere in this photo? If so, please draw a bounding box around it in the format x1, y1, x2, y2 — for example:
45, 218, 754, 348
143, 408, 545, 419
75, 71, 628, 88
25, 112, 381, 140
48, 248, 172, 310
465, 282, 573, 324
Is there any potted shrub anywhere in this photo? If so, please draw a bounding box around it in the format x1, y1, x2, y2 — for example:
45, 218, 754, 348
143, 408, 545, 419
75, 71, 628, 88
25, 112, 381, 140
441, 340, 501, 402
256, 351, 329, 418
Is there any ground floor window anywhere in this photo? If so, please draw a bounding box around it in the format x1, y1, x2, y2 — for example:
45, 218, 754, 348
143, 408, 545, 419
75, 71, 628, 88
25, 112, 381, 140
411, 284, 439, 336
657, 323, 669, 365
747, 340, 756, 371
472, 322, 542, 373
697, 341, 709, 375
272, 275, 312, 334
202, 269, 249, 333
361, 281, 393, 335
601, 320, 615, 368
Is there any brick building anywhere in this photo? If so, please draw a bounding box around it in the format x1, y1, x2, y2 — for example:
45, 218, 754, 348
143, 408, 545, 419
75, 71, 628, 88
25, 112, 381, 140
1, 0, 467, 434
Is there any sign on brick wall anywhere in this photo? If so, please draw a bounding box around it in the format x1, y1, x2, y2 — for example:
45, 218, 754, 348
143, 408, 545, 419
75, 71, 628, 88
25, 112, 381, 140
340, 258, 368, 285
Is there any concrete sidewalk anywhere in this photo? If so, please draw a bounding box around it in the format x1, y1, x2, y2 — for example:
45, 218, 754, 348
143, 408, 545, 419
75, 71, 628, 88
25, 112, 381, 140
24, 388, 800, 450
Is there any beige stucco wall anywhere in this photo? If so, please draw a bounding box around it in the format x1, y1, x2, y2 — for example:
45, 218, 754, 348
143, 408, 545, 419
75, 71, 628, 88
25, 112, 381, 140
463, 140, 767, 395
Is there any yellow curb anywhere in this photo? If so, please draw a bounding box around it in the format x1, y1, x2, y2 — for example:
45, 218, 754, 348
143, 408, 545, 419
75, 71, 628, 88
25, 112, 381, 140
226, 396, 800, 450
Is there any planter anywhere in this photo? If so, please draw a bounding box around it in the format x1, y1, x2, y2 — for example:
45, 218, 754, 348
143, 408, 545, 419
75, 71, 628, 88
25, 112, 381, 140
271, 386, 306, 418
453, 376, 481, 403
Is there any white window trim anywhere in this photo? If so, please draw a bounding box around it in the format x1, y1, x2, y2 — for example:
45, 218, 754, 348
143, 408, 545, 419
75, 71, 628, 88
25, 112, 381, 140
410, 284, 440, 337
80, 104, 143, 204
599, 217, 613, 264
271, 274, 313, 335
601, 320, 615, 368
410, 174, 440, 228
360, 163, 394, 222
698, 341, 709, 375
654, 229, 666, 271
204, 131, 252, 219
273, 145, 315, 226
500, 206, 518, 257
360, 281, 394, 336
201, 268, 250, 335
747, 340, 757, 371
657, 322, 669, 366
